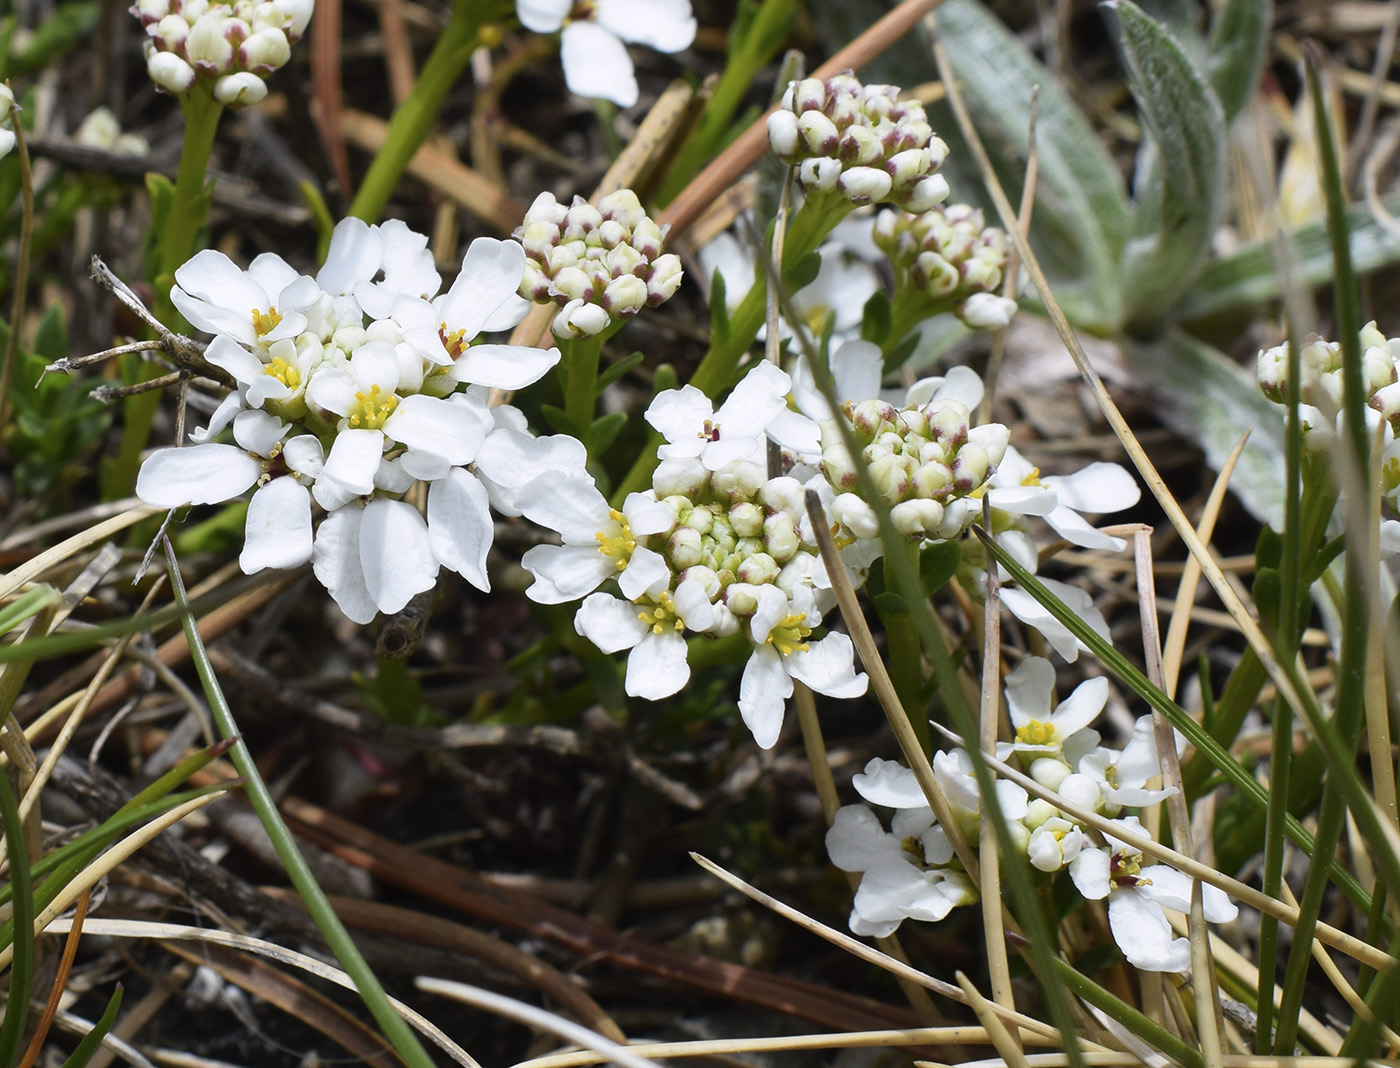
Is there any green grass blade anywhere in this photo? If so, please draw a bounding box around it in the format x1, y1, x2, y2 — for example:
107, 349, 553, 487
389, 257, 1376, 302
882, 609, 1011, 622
57, 984, 122, 1068
0, 769, 35, 1066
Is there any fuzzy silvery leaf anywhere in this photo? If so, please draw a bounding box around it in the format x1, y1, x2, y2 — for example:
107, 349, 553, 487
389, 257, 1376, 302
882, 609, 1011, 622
1205, 0, 1271, 121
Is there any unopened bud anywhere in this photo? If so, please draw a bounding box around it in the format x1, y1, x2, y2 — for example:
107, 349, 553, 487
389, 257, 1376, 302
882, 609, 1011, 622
737, 552, 780, 585
646, 255, 683, 305
148, 51, 196, 92
837, 166, 892, 204
552, 298, 610, 338
214, 71, 268, 106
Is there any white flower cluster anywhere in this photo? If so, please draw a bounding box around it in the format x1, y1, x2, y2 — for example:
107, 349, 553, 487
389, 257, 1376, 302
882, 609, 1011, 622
516, 190, 683, 338
766, 72, 950, 211
828, 657, 1237, 972
136, 217, 576, 624
873, 204, 1017, 330
131, 0, 313, 106
516, 361, 867, 748
517, 0, 696, 108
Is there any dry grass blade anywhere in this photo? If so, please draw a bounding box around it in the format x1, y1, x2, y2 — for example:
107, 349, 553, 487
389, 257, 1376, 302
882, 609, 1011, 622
686, 852, 1069, 1046
0, 505, 159, 602
44, 918, 480, 1068
954, 971, 1030, 1068
17, 888, 90, 1068
415, 978, 658, 1068
160, 938, 402, 1067
921, 1058, 1398, 1067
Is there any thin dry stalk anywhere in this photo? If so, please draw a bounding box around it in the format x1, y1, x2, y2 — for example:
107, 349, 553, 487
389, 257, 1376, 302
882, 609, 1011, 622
954, 972, 1030, 1068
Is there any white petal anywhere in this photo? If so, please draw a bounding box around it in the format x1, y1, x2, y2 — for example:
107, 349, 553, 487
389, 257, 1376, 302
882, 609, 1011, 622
826, 805, 904, 873
788, 632, 867, 699
516, 0, 569, 33
1068, 846, 1111, 899
317, 217, 383, 296
560, 21, 638, 107
516, 472, 609, 543
428, 468, 494, 591
594, 0, 695, 51
621, 492, 678, 536
282, 434, 324, 478
576, 592, 648, 653
241, 477, 313, 572
359, 497, 439, 614
521, 544, 610, 603
645, 385, 713, 444
1004, 656, 1055, 726
1109, 890, 1190, 973
713, 360, 792, 437
738, 644, 791, 748
852, 757, 925, 808
1047, 462, 1140, 514
231, 409, 287, 456
383, 393, 492, 465
306, 366, 358, 417
190, 391, 245, 443
617, 545, 671, 601
625, 629, 690, 699
136, 444, 259, 507
313, 506, 378, 624
440, 238, 528, 341
1052, 676, 1109, 737
317, 429, 384, 501
451, 344, 561, 389
1045, 503, 1128, 552
203, 334, 265, 385
248, 253, 299, 304
400, 448, 453, 482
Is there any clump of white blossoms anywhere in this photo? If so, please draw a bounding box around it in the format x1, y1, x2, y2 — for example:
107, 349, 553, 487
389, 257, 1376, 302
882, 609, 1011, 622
516, 189, 684, 339
766, 72, 950, 211
131, 0, 314, 105
136, 216, 578, 624
516, 361, 867, 748
873, 203, 1017, 330
818, 394, 1010, 543
827, 659, 1237, 971
516, 0, 696, 108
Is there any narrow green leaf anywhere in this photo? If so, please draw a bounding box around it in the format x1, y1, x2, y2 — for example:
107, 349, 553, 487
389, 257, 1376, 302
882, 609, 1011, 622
1205, 0, 1271, 120
595, 351, 645, 394
59, 985, 122, 1068
0, 771, 33, 1065
0, 585, 58, 637
587, 410, 628, 455
1108, 0, 1226, 333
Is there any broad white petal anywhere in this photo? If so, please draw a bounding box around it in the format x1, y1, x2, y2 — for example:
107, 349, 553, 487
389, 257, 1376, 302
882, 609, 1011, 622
788, 632, 867, 699
1108, 890, 1189, 973
204, 334, 265, 385
829, 340, 883, 405
1004, 656, 1055, 727
317, 217, 383, 296
440, 238, 528, 340
826, 805, 904, 872
136, 445, 259, 507
617, 545, 671, 601
645, 385, 714, 444
1045, 504, 1128, 552
1068, 846, 1111, 899
1052, 676, 1109, 737
427, 468, 494, 591
451, 343, 561, 389
738, 644, 791, 748
383, 393, 492, 465
560, 21, 638, 107
317, 429, 383, 500
231, 409, 287, 456
516, 472, 609, 543
475, 429, 589, 500
594, 0, 695, 51
313, 506, 378, 624
241, 477, 312, 572
575, 592, 648, 653
852, 757, 925, 808
516, 0, 570, 33
1047, 462, 1140, 514
713, 360, 792, 437
521, 544, 610, 603
359, 497, 438, 614
625, 629, 690, 699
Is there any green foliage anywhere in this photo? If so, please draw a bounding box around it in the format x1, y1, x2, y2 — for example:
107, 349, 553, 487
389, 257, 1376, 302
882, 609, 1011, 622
2, 306, 111, 502
3, 1, 99, 78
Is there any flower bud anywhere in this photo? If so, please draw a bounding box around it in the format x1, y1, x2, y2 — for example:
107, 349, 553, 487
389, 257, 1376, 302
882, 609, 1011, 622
1022, 798, 1059, 831
153, 13, 189, 48
737, 552, 780, 585
869, 452, 910, 503
767, 109, 800, 158
967, 422, 1009, 467
951, 442, 989, 492
602, 274, 648, 317
549, 265, 593, 302
1058, 772, 1102, 812
838, 124, 883, 166
605, 243, 646, 278
667, 526, 704, 570
763, 513, 799, 560
890, 498, 944, 538
653, 459, 708, 499
552, 298, 610, 338
725, 583, 761, 618
186, 13, 234, 72
798, 110, 840, 156
214, 71, 268, 106
239, 26, 289, 71
710, 460, 765, 501
273, 0, 313, 40
799, 157, 841, 191
959, 292, 1016, 330
911, 460, 951, 497
833, 493, 878, 539
925, 400, 969, 446
1029, 758, 1071, 791
148, 51, 196, 92
727, 501, 764, 537
837, 166, 892, 204
646, 254, 683, 305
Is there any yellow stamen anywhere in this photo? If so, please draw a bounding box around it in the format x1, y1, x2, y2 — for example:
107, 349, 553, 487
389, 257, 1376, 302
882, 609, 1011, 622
440, 323, 470, 360
1014, 719, 1057, 747
266, 356, 300, 389
637, 591, 684, 635
595, 509, 636, 571
252, 306, 283, 337
769, 612, 811, 656
347, 384, 399, 429
1020, 465, 1043, 487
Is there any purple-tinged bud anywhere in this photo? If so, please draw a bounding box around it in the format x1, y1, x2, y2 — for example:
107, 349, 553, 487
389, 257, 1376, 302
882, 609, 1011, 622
646, 255, 683, 305
764, 514, 799, 561
727, 502, 763, 537
186, 13, 234, 73
599, 188, 644, 228
901, 174, 950, 213
239, 26, 289, 72
131, 0, 171, 26
869, 452, 911, 503
833, 493, 878, 539
967, 422, 1009, 467
961, 256, 1003, 293
549, 265, 594, 302
793, 77, 826, 113
561, 200, 602, 241
221, 16, 251, 48
1256, 343, 1289, 403
767, 109, 799, 158
838, 124, 883, 165
913, 251, 958, 296
736, 552, 780, 585
849, 398, 895, 440
519, 260, 550, 302
668, 527, 704, 569
602, 274, 648, 316
951, 443, 989, 492
837, 166, 892, 204
552, 298, 610, 339
799, 157, 841, 191
925, 400, 970, 446
605, 243, 647, 278
632, 219, 665, 260
710, 461, 765, 501
912, 460, 952, 497
1372, 382, 1400, 431
596, 218, 628, 249
273, 0, 312, 38
653, 458, 708, 499
153, 13, 189, 49
147, 50, 196, 92
214, 71, 268, 106
543, 242, 580, 275
797, 110, 840, 156
891, 498, 944, 538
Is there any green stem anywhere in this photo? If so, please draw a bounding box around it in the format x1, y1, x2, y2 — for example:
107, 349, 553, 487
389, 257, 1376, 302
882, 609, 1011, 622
561, 324, 619, 445
162, 541, 437, 1068
154, 88, 224, 325
0, 769, 34, 1066
348, 0, 507, 224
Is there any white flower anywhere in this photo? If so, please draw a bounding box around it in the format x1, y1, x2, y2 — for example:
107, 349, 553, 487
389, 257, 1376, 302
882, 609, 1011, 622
0, 85, 16, 161
988, 447, 1139, 552
394, 237, 554, 388
1070, 820, 1237, 973
516, 472, 677, 603
135, 410, 322, 574
646, 360, 792, 470
1076, 717, 1176, 812
1004, 656, 1107, 757
353, 219, 441, 320
573, 580, 714, 700
826, 805, 973, 937
517, 0, 696, 108
735, 584, 866, 749
171, 249, 318, 348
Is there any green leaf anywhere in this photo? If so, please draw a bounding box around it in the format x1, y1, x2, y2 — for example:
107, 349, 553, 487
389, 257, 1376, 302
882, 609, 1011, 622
1206, 0, 1271, 121
787, 250, 822, 292
59, 986, 122, 1068
925, 0, 1131, 332
1180, 195, 1400, 323
8, 1, 98, 75
32, 304, 67, 363
919, 539, 962, 596
587, 410, 628, 455
1108, 0, 1226, 334
539, 403, 578, 437
860, 289, 892, 346
709, 270, 731, 346
596, 351, 644, 393
0, 585, 59, 637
